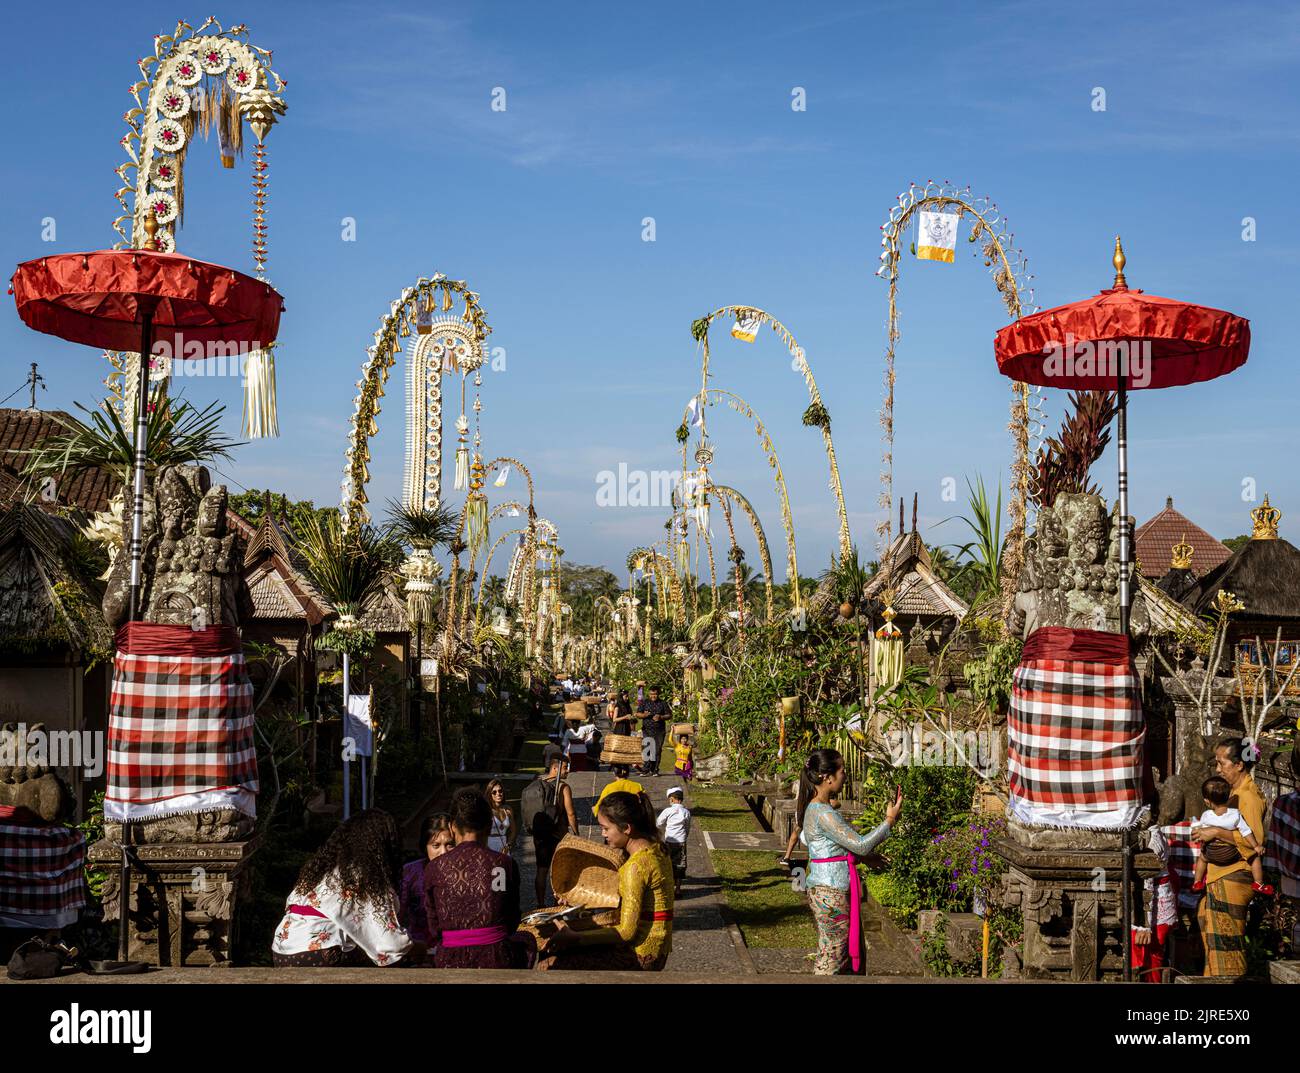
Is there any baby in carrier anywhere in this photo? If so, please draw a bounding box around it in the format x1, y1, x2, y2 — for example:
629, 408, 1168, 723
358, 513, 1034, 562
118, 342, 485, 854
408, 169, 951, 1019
1191, 775, 1273, 895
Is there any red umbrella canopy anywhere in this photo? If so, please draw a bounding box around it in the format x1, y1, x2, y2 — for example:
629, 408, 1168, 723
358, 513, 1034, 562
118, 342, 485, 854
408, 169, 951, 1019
11, 248, 283, 354
994, 241, 1248, 390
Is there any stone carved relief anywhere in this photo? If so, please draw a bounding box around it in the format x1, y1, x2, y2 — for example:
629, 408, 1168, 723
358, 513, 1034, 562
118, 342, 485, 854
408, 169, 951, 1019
104, 464, 253, 631
1010, 492, 1148, 639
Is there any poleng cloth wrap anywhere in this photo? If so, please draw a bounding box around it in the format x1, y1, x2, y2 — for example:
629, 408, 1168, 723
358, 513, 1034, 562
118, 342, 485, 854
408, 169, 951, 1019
1161, 821, 1203, 907
0, 804, 87, 925
1007, 626, 1145, 829
105, 623, 258, 822
1266, 792, 1300, 883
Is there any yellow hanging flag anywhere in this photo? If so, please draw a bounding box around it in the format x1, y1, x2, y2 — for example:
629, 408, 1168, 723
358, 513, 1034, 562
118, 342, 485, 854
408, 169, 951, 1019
916, 210, 958, 263
731, 314, 760, 343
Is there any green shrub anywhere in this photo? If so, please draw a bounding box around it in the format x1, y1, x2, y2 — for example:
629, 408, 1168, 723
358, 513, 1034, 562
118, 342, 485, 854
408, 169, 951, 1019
857, 762, 977, 928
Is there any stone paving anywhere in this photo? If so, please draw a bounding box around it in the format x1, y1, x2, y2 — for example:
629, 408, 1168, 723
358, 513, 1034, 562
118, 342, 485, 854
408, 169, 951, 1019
510, 708, 751, 976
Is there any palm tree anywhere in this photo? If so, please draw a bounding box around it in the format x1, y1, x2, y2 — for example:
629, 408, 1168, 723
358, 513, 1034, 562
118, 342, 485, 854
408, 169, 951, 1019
944, 475, 1004, 611
24, 397, 240, 486
384, 500, 458, 551
298, 515, 396, 622
481, 574, 507, 609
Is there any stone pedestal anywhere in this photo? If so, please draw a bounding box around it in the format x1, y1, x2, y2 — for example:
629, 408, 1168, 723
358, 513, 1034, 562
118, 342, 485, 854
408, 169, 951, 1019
1154, 674, 1235, 825
997, 821, 1162, 981
90, 837, 258, 967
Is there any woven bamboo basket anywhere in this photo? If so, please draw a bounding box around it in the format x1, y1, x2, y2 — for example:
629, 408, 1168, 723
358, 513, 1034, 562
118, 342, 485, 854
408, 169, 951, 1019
563, 701, 588, 722
601, 733, 643, 766
672, 723, 696, 739
550, 833, 625, 908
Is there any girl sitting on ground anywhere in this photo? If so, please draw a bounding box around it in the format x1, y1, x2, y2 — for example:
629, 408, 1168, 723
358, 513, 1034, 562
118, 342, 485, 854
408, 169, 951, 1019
538, 791, 674, 972
272, 809, 417, 967
398, 812, 454, 951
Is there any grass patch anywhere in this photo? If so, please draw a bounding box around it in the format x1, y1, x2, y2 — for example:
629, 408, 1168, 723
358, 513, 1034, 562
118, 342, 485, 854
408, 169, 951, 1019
710, 850, 816, 949
690, 786, 815, 949
690, 786, 761, 833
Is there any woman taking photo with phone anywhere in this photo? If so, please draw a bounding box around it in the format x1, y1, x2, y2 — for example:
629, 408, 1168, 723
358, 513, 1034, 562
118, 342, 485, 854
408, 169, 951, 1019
798, 748, 903, 975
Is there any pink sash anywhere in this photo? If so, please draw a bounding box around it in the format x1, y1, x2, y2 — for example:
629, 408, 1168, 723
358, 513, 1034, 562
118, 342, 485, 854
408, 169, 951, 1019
811, 853, 862, 974
441, 924, 508, 948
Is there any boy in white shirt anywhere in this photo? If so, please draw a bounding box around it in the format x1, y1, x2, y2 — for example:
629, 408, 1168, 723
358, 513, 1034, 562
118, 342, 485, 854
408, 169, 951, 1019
657, 787, 691, 897
1191, 775, 1274, 895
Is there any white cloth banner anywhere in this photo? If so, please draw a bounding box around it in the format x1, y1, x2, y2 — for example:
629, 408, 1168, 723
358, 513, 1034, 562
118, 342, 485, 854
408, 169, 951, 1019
917, 210, 959, 263
345, 694, 374, 757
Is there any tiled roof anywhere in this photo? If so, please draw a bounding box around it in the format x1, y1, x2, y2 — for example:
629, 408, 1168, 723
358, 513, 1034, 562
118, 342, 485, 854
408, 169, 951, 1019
1134, 497, 1231, 580
0, 408, 116, 514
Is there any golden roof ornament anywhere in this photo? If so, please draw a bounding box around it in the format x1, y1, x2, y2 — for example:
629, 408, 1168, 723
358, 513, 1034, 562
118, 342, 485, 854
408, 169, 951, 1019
1251, 495, 1280, 540
1171, 534, 1194, 570
1112, 235, 1127, 289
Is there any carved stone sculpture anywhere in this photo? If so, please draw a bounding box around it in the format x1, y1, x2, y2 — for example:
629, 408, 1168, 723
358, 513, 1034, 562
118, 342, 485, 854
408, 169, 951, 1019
103, 464, 253, 631
1010, 492, 1148, 639
0, 722, 70, 822
101, 464, 255, 847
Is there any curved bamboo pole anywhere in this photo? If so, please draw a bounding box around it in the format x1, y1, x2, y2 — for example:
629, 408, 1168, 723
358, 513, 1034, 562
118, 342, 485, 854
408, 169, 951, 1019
678, 387, 798, 605
446, 457, 538, 646
876, 182, 1037, 626
341, 274, 491, 530
627, 547, 686, 629
710, 484, 774, 620
718, 496, 747, 646
474, 525, 528, 629
692, 306, 851, 560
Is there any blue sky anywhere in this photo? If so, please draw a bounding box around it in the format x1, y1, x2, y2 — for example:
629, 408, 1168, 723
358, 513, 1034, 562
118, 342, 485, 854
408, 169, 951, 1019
4, 1, 1298, 574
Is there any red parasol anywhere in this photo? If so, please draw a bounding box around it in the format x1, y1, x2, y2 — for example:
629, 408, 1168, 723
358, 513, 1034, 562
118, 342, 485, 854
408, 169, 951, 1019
994, 237, 1250, 634
10, 217, 283, 620
994, 237, 1250, 983
995, 271, 1249, 390
12, 248, 281, 354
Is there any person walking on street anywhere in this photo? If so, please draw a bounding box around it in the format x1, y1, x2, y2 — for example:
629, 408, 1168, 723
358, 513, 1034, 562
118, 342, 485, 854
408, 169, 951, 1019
638, 686, 670, 777
521, 744, 579, 907
657, 787, 691, 897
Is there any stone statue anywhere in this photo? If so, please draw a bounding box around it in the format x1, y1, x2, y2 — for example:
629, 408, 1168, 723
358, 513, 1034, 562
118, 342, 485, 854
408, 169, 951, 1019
0, 722, 70, 822
101, 464, 255, 845
103, 464, 253, 631
1010, 492, 1149, 639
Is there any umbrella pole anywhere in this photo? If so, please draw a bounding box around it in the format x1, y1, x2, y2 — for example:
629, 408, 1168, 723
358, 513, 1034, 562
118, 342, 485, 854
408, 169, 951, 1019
120, 312, 153, 966
1116, 373, 1130, 636
1115, 371, 1134, 982
128, 312, 154, 623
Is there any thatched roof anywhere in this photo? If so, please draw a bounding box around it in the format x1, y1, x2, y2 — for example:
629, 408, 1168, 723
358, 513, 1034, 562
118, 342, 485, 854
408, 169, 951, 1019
0, 504, 110, 658
1154, 566, 1199, 602
1139, 575, 1202, 635
864, 529, 968, 619
228, 505, 333, 627
1184, 536, 1300, 621
357, 580, 410, 633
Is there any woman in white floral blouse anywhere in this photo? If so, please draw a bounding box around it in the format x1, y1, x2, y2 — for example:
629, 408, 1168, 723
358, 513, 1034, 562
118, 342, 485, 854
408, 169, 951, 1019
272, 810, 420, 967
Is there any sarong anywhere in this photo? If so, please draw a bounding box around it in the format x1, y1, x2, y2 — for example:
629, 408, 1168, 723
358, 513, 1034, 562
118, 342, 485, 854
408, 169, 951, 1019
1266, 792, 1300, 884
808, 884, 856, 976
0, 805, 86, 927
1198, 869, 1252, 977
